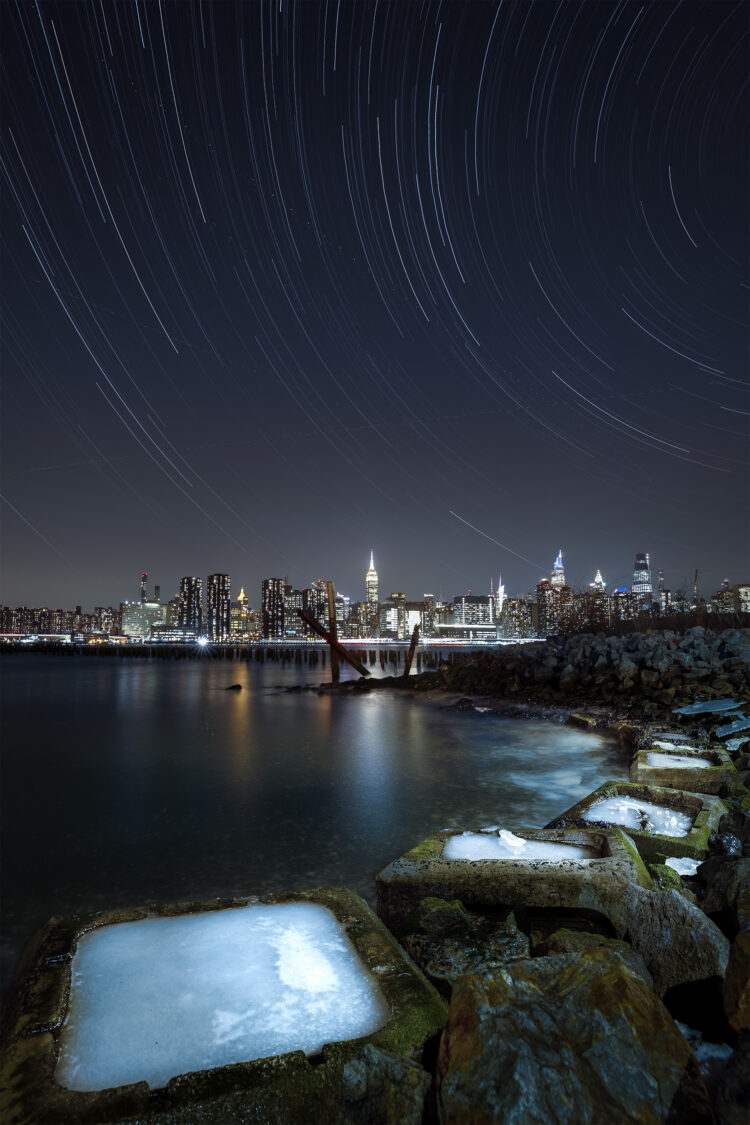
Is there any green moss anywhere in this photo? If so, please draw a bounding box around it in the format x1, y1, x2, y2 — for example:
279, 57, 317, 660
404, 836, 445, 860
407, 897, 469, 936
569, 712, 598, 728
646, 864, 683, 893
539, 929, 634, 957
609, 829, 653, 888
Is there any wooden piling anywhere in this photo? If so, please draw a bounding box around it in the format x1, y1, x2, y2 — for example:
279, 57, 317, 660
404, 625, 420, 677
326, 581, 340, 685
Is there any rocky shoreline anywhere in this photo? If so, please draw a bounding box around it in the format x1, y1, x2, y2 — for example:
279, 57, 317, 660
336, 624, 750, 717
331, 627, 750, 1122
2, 628, 749, 1123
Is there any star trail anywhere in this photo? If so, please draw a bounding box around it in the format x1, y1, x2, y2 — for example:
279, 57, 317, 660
1, 0, 747, 606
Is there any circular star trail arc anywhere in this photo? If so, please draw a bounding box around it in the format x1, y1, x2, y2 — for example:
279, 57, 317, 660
1, 0, 747, 605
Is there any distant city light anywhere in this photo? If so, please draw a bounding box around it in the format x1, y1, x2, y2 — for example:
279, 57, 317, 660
197, 637, 209, 647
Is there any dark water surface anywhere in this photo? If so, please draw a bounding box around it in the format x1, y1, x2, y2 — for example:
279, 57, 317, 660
1, 654, 627, 999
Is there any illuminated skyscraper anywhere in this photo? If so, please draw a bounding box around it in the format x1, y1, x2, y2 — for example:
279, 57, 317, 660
262, 578, 285, 638
422, 594, 436, 637
230, 588, 254, 637
178, 577, 204, 634
365, 551, 379, 605
284, 583, 305, 638
632, 553, 652, 603
550, 550, 565, 589
495, 574, 506, 618
206, 573, 231, 641
140, 571, 148, 603
305, 580, 329, 629
365, 550, 379, 636
589, 569, 606, 591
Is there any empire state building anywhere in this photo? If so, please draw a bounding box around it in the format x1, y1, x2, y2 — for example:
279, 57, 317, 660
365, 551, 379, 605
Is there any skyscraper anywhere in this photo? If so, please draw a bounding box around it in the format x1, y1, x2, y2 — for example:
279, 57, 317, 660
140, 571, 148, 604
305, 580, 329, 629
495, 574, 506, 618
422, 594, 436, 637
365, 551, 379, 635
230, 588, 254, 637
206, 573, 231, 641
365, 551, 379, 605
178, 576, 204, 634
262, 578, 285, 638
550, 550, 565, 589
632, 553, 653, 604
283, 583, 305, 638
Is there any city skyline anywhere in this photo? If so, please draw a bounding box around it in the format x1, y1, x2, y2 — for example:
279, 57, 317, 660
1, 2, 747, 609
3, 545, 746, 622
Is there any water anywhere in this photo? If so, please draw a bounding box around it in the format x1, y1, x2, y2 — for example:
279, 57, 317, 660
0, 654, 627, 1000
56, 903, 389, 1091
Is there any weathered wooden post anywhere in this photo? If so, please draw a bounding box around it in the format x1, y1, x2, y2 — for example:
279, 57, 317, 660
295, 608, 370, 679
403, 624, 420, 678
326, 580, 340, 685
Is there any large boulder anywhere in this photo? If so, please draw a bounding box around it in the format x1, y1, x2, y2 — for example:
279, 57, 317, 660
624, 885, 730, 996
338, 1044, 430, 1125
437, 948, 712, 1124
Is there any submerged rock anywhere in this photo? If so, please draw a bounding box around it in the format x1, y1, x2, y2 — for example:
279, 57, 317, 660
437, 947, 712, 1124
624, 885, 730, 997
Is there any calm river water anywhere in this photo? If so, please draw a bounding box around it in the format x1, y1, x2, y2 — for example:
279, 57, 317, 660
1, 652, 627, 1000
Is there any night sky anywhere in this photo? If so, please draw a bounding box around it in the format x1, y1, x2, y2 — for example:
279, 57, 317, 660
1, 0, 748, 611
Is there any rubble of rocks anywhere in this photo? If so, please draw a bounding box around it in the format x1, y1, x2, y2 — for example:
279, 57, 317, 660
382, 702, 750, 1125
405, 626, 750, 722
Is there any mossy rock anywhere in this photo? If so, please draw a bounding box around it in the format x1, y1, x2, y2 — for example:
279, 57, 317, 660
407, 897, 469, 936
403, 912, 530, 998
437, 948, 712, 1123
647, 864, 684, 893
534, 928, 653, 987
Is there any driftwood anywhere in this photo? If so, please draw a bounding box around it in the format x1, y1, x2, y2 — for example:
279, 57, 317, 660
296, 608, 371, 678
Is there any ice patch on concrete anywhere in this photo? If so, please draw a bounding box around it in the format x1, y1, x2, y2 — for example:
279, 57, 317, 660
581, 796, 692, 837
55, 903, 389, 1092
444, 830, 596, 861
646, 752, 713, 769
651, 739, 700, 752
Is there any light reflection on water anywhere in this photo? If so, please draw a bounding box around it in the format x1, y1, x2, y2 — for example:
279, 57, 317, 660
0, 655, 627, 996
